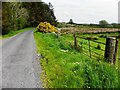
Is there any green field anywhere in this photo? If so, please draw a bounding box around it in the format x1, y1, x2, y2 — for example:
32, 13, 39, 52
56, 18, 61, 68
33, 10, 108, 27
34, 30, 119, 88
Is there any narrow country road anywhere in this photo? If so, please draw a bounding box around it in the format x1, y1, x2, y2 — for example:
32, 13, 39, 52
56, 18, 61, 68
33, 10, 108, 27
2, 30, 42, 88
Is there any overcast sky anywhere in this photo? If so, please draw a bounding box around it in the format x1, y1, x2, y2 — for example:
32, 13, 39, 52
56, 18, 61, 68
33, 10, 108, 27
43, 0, 119, 24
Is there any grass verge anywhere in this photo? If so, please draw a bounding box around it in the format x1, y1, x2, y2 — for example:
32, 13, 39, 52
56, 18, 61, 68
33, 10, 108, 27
34, 31, 119, 88
1, 27, 33, 39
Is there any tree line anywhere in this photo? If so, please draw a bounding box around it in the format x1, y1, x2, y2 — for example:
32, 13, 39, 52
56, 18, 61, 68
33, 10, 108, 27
67, 19, 120, 28
2, 1, 57, 35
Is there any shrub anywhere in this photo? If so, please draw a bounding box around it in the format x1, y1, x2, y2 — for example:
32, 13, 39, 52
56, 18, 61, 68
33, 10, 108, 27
99, 20, 109, 28
37, 22, 58, 33
17, 18, 27, 29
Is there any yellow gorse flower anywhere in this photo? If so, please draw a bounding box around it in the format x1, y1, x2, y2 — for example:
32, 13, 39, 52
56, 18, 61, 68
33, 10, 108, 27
37, 22, 58, 33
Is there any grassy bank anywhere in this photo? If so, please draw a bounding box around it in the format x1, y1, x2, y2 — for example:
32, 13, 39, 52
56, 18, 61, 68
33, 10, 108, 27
1, 27, 33, 39
34, 31, 119, 88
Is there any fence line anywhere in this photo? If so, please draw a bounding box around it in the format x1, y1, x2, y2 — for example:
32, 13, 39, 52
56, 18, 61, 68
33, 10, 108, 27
77, 36, 106, 45
73, 32, 119, 64
79, 37, 105, 51
58, 29, 119, 64
77, 36, 105, 59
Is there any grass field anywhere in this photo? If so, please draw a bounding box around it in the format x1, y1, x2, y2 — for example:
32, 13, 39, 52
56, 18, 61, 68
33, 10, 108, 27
34, 30, 119, 88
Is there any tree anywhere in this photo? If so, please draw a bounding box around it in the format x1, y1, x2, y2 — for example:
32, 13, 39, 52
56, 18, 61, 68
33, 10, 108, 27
2, 2, 28, 34
0, 2, 1, 35
68, 19, 74, 24
2, 2, 12, 34
22, 2, 57, 27
111, 23, 120, 28
2, 1, 57, 34
99, 20, 109, 28
48, 2, 57, 26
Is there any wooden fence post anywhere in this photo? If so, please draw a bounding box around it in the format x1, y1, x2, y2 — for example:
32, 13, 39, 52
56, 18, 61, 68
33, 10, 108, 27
73, 32, 77, 50
113, 39, 118, 64
104, 37, 116, 63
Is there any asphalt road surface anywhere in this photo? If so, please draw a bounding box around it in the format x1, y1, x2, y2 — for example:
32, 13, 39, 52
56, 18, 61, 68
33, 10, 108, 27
2, 30, 42, 88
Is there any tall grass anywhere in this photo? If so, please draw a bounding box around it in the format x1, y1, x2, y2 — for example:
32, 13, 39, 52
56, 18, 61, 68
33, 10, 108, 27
34, 31, 119, 88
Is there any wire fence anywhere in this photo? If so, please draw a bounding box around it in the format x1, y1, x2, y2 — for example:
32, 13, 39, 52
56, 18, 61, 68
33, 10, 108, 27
58, 30, 119, 64
77, 36, 106, 60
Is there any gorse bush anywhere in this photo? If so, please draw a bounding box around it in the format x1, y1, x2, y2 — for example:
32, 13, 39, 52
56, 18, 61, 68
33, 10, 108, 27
37, 22, 58, 33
